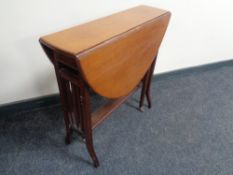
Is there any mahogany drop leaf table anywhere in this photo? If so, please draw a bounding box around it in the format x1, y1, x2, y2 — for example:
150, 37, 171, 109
39, 5, 171, 167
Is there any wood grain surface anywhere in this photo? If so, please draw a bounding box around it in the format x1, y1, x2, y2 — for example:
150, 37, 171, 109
40, 5, 171, 99
40, 5, 168, 55
79, 13, 170, 98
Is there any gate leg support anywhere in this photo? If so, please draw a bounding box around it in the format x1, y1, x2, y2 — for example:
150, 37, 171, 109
146, 58, 156, 108
139, 56, 157, 111
139, 70, 150, 111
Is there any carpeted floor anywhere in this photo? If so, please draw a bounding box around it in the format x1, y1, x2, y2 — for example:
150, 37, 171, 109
1, 62, 233, 175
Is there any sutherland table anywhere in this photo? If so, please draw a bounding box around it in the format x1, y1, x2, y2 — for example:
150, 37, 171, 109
39, 5, 171, 167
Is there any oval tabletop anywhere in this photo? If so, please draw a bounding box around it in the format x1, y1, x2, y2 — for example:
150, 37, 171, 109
78, 13, 170, 99
40, 5, 171, 99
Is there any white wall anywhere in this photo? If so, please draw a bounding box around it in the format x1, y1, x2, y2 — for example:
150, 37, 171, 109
0, 0, 233, 105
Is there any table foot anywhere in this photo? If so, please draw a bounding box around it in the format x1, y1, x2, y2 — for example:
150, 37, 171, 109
93, 158, 100, 168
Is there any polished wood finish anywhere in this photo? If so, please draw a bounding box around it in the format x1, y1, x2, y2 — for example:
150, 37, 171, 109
39, 5, 171, 167
92, 87, 138, 129
79, 14, 170, 98
40, 5, 171, 98
139, 58, 157, 111
40, 5, 167, 55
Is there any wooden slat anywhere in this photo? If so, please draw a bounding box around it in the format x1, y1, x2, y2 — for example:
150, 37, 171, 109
91, 87, 137, 129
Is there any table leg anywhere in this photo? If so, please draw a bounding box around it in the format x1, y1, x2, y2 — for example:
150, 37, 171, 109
146, 58, 156, 108
139, 56, 157, 111
57, 65, 100, 167
80, 82, 100, 167
139, 70, 150, 111
54, 60, 73, 144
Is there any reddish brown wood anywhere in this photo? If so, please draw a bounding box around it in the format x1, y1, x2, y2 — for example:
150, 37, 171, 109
39, 5, 171, 168
57, 63, 99, 166
55, 57, 157, 167
81, 83, 100, 167
146, 58, 157, 108
91, 87, 138, 129
139, 56, 157, 111
40, 6, 171, 99
139, 68, 151, 111
53, 58, 73, 144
